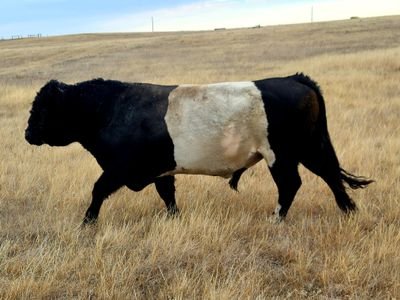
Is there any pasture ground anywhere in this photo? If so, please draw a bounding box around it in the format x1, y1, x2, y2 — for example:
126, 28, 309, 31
0, 15, 400, 298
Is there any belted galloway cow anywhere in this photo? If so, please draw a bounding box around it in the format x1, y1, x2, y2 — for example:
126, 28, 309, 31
25, 73, 373, 224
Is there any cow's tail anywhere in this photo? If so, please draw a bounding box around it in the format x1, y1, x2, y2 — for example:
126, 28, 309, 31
291, 73, 374, 190
340, 168, 374, 189
229, 167, 247, 191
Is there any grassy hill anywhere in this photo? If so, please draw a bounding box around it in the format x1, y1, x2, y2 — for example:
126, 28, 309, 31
0, 15, 399, 298
1, 15, 399, 85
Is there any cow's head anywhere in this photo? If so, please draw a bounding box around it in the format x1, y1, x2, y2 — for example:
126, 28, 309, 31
25, 80, 74, 146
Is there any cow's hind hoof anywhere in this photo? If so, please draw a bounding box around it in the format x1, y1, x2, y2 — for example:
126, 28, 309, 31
268, 211, 286, 224
82, 215, 98, 227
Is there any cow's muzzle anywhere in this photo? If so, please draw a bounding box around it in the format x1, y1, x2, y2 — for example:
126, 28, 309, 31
25, 128, 43, 145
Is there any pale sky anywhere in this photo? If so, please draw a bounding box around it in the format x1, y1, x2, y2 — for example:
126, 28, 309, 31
1, 0, 399, 38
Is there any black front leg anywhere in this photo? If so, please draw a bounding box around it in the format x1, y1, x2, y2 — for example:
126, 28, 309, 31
83, 172, 123, 225
154, 176, 179, 215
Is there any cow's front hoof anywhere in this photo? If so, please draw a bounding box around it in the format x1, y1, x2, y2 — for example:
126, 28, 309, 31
167, 206, 180, 218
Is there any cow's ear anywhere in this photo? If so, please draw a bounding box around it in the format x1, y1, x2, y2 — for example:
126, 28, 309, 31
49, 80, 66, 94
55, 82, 67, 94
46, 80, 66, 104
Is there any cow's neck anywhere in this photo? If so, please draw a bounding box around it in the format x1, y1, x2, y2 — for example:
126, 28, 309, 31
67, 91, 111, 152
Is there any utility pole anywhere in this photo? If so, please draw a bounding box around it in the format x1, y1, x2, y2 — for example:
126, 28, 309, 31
311, 6, 314, 23
152, 16, 154, 32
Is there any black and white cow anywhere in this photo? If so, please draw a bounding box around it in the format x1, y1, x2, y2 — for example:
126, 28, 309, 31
25, 73, 373, 224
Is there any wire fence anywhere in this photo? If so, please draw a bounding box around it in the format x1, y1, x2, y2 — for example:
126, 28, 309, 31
1, 34, 43, 41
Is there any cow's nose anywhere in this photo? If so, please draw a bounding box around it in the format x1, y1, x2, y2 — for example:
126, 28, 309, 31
25, 129, 42, 145
25, 129, 32, 142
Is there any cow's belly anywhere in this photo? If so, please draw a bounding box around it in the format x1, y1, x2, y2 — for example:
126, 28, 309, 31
163, 81, 273, 177
166, 130, 264, 177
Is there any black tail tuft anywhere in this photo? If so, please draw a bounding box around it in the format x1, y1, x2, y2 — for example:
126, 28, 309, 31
228, 177, 239, 192
228, 168, 247, 192
340, 168, 374, 189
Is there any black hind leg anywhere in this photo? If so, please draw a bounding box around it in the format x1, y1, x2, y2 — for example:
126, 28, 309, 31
301, 142, 356, 213
268, 159, 302, 220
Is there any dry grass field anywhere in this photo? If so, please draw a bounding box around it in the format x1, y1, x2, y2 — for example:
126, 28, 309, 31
1, 15, 400, 298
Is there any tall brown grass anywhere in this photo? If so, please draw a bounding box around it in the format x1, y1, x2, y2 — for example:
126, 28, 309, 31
0, 16, 399, 298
